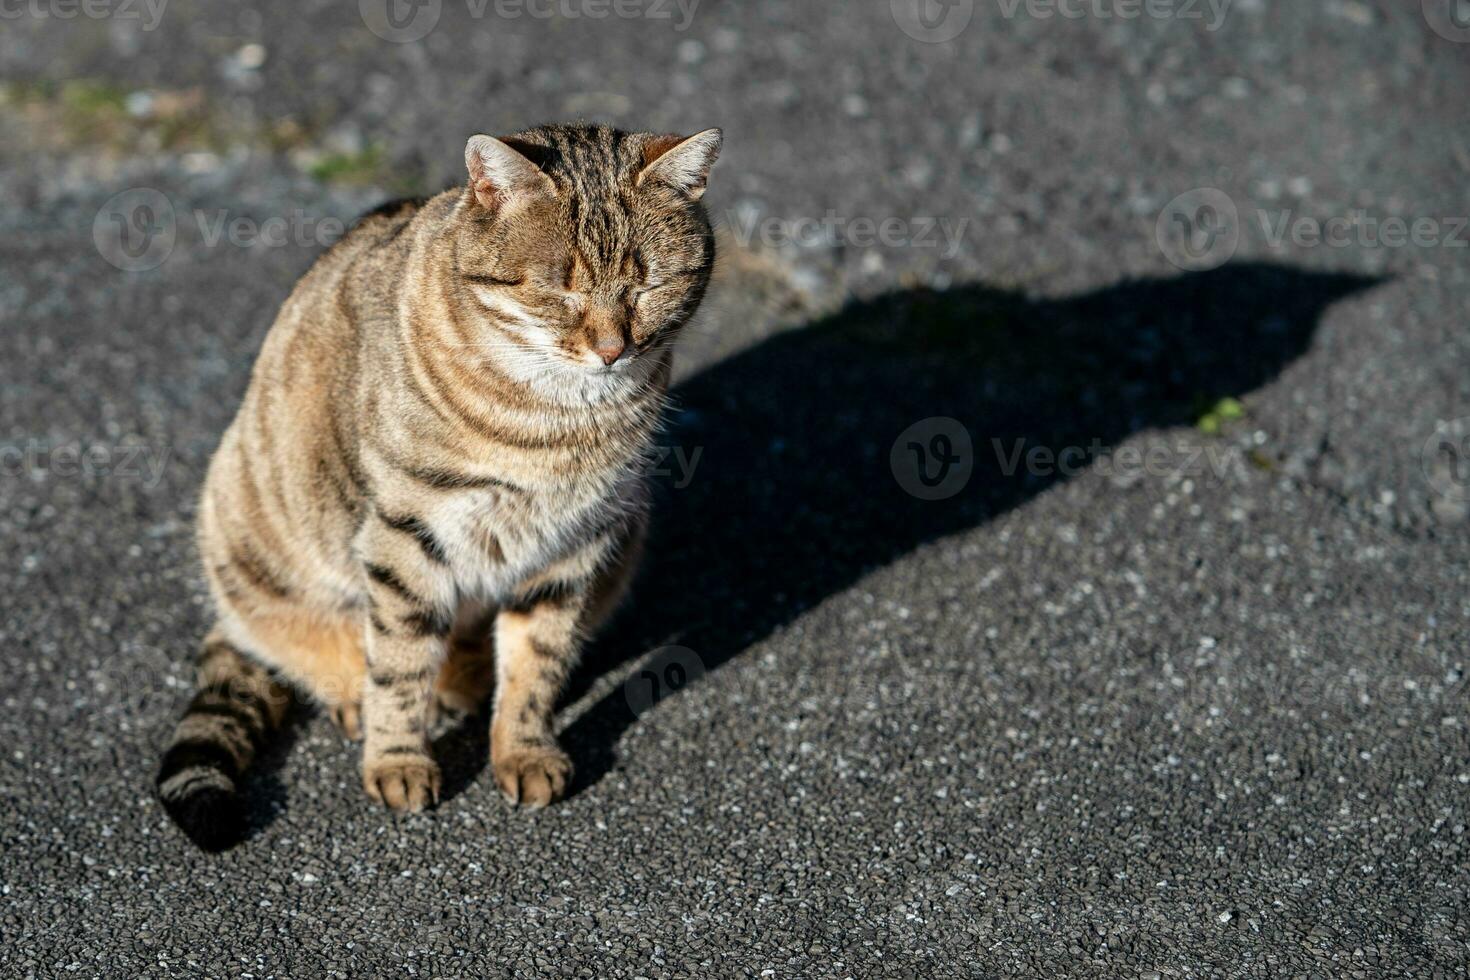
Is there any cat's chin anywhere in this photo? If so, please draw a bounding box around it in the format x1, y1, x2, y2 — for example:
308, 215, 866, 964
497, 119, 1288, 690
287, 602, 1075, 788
534, 358, 649, 403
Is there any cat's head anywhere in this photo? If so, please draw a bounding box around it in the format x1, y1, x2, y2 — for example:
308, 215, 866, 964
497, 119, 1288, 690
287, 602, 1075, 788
450, 123, 721, 392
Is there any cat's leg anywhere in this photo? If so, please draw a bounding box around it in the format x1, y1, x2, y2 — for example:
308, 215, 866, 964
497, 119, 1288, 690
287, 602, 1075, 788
237, 608, 367, 739
491, 517, 645, 807
489, 594, 581, 807
356, 519, 456, 812
433, 600, 499, 718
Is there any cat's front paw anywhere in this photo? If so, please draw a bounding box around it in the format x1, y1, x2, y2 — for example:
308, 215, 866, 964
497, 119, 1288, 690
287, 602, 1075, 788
363, 753, 441, 813
492, 743, 573, 809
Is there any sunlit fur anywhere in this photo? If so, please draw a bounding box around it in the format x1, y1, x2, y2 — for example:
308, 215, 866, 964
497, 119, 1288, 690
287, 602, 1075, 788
156, 123, 720, 842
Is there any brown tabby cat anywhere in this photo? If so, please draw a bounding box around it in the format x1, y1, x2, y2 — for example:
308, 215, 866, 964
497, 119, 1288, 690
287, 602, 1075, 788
156, 123, 722, 849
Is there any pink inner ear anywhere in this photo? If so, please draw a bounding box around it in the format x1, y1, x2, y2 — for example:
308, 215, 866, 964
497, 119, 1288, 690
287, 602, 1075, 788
473, 179, 502, 212
468, 147, 498, 211
641, 134, 688, 170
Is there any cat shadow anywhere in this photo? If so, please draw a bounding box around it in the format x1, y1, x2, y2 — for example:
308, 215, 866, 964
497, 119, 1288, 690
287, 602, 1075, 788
433, 708, 492, 803
238, 700, 489, 831
558, 262, 1382, 796
233, 701, 308, 845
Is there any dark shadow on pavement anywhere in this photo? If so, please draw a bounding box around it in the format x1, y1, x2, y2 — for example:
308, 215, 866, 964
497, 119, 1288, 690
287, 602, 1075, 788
234, 702, 307, 846
433, 708, 491, 804
560, 262, 1382, 795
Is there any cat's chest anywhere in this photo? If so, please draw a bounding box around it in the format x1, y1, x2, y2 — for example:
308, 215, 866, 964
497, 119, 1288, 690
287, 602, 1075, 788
435, 470, 639, 597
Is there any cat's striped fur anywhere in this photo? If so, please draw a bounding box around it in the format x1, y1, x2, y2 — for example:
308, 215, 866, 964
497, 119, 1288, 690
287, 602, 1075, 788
157, 123, 721, 848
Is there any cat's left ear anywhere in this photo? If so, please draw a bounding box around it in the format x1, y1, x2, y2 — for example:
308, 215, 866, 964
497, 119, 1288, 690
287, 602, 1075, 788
637, 128, 723, 200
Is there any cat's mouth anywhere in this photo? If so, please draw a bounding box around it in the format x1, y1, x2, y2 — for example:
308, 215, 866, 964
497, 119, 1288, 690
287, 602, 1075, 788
592, 353, 639, 375
558, 350, 635, 377
575, 336, 659, 374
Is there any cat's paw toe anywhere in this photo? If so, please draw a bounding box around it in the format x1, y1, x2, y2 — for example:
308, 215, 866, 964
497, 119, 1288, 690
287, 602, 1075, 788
330, 701, 362, 741
493, 745, 573, 809
435, 686, 481, 719
363, 754, 441, 813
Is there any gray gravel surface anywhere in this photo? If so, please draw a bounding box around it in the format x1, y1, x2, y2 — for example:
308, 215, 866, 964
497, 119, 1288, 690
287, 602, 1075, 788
2, 1, 1469, 976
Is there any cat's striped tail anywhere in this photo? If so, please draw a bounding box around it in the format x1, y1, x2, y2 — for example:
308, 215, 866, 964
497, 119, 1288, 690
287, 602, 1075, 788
156, 634, 289, 851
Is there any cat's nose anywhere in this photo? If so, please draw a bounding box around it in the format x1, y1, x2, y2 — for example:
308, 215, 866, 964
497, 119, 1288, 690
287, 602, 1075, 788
593, 338, 626, 366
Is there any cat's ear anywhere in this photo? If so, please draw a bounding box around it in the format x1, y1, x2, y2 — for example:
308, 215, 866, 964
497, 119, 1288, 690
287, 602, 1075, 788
465, 135, 555, 214
637, 128, 723, 200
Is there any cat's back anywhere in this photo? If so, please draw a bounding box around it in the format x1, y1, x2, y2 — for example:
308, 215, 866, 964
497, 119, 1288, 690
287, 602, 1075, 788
202, 192, 457, 579
280, 193, 446, 330
241, 191, 458, 400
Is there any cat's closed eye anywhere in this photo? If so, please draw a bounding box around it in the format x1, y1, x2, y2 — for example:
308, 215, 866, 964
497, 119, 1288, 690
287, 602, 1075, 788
631, 283, 663, 307
462, 271, 524, 288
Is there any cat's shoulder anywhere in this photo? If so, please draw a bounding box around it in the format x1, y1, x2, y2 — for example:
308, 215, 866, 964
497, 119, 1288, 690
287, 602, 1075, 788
354, 194, 431, 227
330, 189, 459, 257
340, 194, 429, 248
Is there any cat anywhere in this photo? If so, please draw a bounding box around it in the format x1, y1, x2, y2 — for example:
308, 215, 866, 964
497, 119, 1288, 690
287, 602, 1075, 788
156, 123, 722, 849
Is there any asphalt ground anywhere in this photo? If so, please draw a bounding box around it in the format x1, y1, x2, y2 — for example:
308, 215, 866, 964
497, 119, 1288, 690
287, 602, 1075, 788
2, 1, 1468, 976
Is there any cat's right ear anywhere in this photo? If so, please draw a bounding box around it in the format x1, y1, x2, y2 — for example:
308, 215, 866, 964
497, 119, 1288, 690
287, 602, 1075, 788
465, 135, 555, 214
